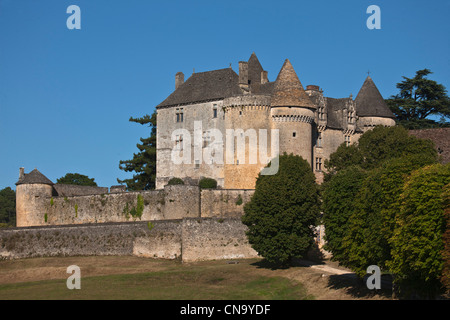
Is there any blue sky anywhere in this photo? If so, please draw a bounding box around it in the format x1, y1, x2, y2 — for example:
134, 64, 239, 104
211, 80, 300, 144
0, 0, 449, 190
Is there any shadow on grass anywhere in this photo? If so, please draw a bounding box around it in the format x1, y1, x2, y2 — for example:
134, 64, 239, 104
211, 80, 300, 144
327, 273, 394, 299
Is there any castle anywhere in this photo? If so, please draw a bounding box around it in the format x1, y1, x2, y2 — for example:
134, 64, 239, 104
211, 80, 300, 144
4, 53, 399, 262
156, 53, 396, 189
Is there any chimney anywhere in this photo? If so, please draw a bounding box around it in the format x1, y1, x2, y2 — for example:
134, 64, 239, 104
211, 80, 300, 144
261, 70, 268, 84
19, 167, 25, 180
306, 85, 320, 92
239, 61, 248, 85
175, 72, 184, 90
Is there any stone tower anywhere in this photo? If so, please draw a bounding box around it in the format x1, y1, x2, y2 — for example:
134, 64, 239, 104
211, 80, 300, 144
270, 59, 316, 166
15, 168, 54, 227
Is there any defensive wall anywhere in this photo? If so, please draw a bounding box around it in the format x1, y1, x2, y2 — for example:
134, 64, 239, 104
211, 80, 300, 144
4, 183, 259, 262
17, 184, 254, 227
0, 218, 259, 262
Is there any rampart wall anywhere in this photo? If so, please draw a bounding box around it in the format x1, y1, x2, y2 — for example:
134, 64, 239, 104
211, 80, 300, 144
22, 185, 254, 227
0, 218, 259, 262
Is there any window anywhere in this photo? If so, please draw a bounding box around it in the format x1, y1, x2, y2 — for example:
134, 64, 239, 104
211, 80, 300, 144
347, 111, 354, 124
293, 132, 296, 137
195, 160, 200, 169
315, 157, 322, 172
345, 135, 351, 147
317, 132, 322, 148
176, 108, 184, 123
239, 111, 242, 116
318, 106, 325, 120
213, 104, 218, 118
175, 134, 183, 150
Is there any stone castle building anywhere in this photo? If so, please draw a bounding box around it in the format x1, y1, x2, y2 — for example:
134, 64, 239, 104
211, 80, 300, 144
156, 53, 396, 189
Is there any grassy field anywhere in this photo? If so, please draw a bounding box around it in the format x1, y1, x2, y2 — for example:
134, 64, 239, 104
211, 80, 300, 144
0, 257, 313, 300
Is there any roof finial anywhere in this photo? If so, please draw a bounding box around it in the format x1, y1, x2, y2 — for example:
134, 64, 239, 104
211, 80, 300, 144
367, 70, 371, 77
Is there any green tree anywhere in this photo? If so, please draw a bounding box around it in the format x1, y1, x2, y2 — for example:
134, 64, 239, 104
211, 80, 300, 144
241, 153, 321, 266
441, 185, 450, 295
388, 164, 450, 297
386, 69, 450, 129
56, 173, 97, 186
118, 111, 157, 191
324, 125, 438, 178
340, 154, 437, 278
0, 187, 16, 226
322, 166, 367, 265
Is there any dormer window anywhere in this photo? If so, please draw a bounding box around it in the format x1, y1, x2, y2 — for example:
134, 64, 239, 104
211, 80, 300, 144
318, 106, 325, 120
347, 111, 355, 124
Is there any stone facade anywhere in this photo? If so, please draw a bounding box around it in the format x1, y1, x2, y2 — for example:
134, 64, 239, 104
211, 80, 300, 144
155, 53, 396, 189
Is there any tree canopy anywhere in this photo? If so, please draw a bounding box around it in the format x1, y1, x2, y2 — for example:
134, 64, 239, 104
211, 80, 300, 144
242, 153, 321, 266
0, 187, 15, 227
322, 125, 449, 297
118, 111, 157, 191
386, 69, 450, 129
324, 125, 438, 179
56, 173, 97, 186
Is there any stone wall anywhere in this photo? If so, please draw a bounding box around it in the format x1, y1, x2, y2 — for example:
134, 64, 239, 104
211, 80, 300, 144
19, 185, 252, 228
409, 127, 450, 164
200, 189, 254, 218
0, 218, 258, 262
25, 185, 201, 227
181, 218, 258, 262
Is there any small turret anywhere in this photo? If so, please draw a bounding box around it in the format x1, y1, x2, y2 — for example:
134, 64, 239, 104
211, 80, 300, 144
15, 168, 54, 227
355, 76, 396, 131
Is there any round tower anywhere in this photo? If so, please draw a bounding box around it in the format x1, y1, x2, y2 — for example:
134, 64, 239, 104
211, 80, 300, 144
223, 95, 272, 189
270, 59, 316, 167
15, 168, 54, 227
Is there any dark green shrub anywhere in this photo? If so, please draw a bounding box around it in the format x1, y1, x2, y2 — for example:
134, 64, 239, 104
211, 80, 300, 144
167, 178, 184, 186
199, 178, 217, 189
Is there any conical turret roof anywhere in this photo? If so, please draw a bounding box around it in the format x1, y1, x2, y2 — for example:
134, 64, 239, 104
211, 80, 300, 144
271, 59, 315, 109
16, 168, 54, 186
355, 76, 395, 118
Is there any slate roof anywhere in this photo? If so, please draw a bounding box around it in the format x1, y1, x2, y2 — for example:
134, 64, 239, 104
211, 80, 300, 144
16, 169, 54, 186
355, 76, 395, 118
270, 59, 315, 109
325, 98, 348, 130
157, 68, 242, 108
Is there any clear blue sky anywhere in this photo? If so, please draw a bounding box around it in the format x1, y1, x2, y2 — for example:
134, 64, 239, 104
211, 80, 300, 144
1, 0, 449, 190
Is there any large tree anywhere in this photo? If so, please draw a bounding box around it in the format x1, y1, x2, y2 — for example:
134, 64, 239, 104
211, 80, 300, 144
386, 69, 450, 129
57, 173, 97, 186
241, 153, 321, 266
388, 164, 450, 297
118, 110, 157, 191
0, 187, 15, 226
